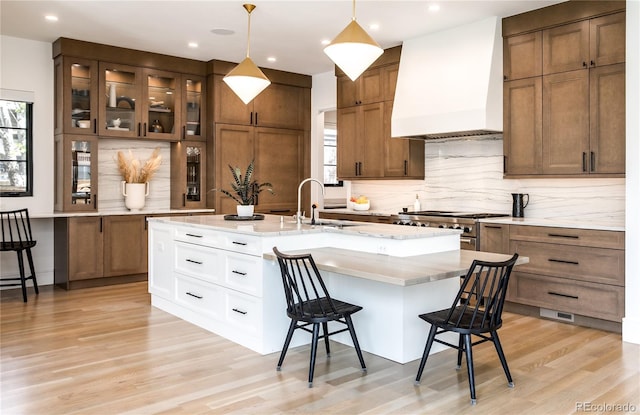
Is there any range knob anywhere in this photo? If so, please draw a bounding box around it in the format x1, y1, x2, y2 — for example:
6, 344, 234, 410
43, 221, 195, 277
438, 225, 445, 228
463, 227, 472, 233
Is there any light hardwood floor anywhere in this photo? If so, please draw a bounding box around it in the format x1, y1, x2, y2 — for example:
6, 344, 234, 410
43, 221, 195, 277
1, 282, 638, 415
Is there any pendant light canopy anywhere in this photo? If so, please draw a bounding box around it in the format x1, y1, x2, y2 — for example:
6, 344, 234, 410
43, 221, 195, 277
323, 0, 383, 81
223, 3, 270, 104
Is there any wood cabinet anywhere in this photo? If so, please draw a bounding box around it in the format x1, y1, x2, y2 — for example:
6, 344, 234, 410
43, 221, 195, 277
214, 124, 306, 215
54, 215, 149, 289
54, 135, 99, 212
171, 141, 207, 209
182, 75, 205, 140
337, 68, 384, 109
479, 223, 510, 254
502, 6, 625, 178
384, 103, 425, 178
507, 225, 625, 323
54, 56, 99, 135
319, 211, 391, 224
337, 103, 385, 179
213, 75, 309, 130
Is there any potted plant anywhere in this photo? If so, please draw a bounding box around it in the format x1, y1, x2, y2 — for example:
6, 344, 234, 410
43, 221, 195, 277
219, 160, 274, 216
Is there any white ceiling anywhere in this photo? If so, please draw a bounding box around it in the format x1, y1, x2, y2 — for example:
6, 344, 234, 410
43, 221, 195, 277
1, 0, 564, 76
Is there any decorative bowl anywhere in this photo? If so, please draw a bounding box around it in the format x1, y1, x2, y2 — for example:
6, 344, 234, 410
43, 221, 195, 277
352, 201, 370, 211
77, 120, 90, 128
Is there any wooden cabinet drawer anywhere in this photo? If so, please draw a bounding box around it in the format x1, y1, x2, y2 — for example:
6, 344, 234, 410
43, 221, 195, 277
510, 272, 624, 322
222, 233, 262, 256
175, 274, 224, 320
174, 242, 224, 284
510, 225, 624, 249
225, 290, 261, 337
174, 226, 224, 248
510, 240, 624, 286
224, 251, 263, 296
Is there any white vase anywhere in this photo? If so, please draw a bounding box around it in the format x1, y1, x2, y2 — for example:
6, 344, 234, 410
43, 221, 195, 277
237, 205, 254, 217
122, 181, 149, 211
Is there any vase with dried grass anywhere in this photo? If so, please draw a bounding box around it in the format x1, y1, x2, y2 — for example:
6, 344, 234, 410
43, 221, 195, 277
116, 148, 162, 211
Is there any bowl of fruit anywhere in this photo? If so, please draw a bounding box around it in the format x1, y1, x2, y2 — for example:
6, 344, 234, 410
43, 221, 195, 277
350, 195, 370, 211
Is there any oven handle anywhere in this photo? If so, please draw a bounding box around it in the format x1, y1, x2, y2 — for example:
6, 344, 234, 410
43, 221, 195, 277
460, 237, 474, 244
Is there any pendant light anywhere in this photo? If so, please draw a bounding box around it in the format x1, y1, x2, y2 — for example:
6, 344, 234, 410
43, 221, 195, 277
223, 3, 270, 104
323, 0, 383, 81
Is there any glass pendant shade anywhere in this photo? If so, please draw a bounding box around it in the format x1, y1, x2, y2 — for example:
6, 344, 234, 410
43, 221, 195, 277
223, 57, 270, 104
324, 19, 383, 81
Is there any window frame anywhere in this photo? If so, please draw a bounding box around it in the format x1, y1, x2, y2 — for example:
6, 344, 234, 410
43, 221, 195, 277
0, 99, 34, 197
323, 124, 343, 187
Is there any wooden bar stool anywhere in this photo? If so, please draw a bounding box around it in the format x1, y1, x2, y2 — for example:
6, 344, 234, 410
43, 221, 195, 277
1, 209, 39, 302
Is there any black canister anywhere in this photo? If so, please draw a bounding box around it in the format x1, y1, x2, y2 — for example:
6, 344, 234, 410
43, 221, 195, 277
511, 193, 529, 218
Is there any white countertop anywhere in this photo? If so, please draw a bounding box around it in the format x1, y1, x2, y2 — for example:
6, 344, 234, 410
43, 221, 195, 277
479, 217, 625, 232
149, 213, 462, 239
28, 208, 215, 219
263, 247, 528, 286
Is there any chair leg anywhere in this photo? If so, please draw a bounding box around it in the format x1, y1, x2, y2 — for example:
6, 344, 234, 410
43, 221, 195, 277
456, 334, 464, 369
492, 331, 514, 387
308, 323, 320, 387
25, 248, 39, 295
344, 315, 366, 372
415, 324, 438, 384
462, 334, 477, 405
16, 250, 28, 303
277, 319, 297, 370
322, 322, 331, 357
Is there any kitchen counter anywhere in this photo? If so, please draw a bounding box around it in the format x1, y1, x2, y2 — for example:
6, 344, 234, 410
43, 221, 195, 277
29, 208, 215, 219
319, 208, 392, 217
480, 217, 624, 232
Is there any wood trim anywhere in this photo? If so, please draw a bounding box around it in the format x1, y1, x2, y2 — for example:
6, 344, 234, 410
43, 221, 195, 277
502, 0, 625, 37
53, 37, 207, 76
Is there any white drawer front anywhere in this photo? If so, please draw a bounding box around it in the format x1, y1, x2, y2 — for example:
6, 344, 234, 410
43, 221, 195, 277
225, 290, 262, 337
222, 233, 262, 256
174, 227, 223, 248
174, 242, 223, 283
224, 252, 263, 296
175, 275, 224, 320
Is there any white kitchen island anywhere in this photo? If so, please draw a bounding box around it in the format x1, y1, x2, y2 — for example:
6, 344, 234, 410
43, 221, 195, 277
147, 214, 526, 363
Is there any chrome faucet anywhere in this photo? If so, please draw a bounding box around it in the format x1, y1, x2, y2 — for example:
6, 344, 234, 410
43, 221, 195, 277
296, 178, 325, 224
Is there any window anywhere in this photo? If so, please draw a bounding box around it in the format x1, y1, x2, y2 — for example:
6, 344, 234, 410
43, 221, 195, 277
323, 123, 343, 187
0, 100, 33, 196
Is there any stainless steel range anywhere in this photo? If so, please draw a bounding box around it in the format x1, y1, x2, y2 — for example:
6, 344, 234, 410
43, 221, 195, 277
390, 211, 509, 251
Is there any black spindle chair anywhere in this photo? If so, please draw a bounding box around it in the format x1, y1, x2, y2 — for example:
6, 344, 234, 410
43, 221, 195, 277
272, 247, 367, 387
1, 209, 39, 302
414, 253, 519, 405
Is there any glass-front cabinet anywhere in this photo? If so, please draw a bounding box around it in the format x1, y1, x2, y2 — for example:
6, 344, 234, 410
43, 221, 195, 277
54, 56, 98, 135
145, 69, 181, 140
54, 135, 98, 212
170, 141, 206, 209
183, 75, 205, 140
99, 62, 142, 138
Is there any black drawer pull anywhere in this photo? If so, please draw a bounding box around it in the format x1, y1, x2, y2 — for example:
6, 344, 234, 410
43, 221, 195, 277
548, 291, 579, 300
232, 241, 247, 246
186, 292, 203, 299
186, 259, 203, 265
484, 225, 503, 229
548, 233, 579, 239
232, 308, 247, 315
232, 270, 247, 276
548, 258, 579, 265
185, 233, 203, 238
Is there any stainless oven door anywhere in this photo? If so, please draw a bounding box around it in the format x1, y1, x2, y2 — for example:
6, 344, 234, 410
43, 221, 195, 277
460, 237, 477, 251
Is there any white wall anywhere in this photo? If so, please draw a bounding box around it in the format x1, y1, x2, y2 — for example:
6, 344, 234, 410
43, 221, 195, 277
1, 36, 56, 286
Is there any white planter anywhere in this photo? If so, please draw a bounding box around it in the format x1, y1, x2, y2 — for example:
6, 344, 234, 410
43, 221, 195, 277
236, 205, 254, 217
122, 181, 149, 211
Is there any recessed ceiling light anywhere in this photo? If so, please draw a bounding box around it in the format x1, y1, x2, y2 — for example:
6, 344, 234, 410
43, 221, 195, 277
188, 42, 198, 48
45, 15, 58, 22
210, 28, 235, 36
428, 4, 440, 12
369, 23, 380, 31
267, 57, 276, 63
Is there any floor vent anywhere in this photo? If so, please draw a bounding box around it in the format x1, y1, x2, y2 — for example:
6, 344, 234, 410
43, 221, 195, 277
540, 308, 575, 323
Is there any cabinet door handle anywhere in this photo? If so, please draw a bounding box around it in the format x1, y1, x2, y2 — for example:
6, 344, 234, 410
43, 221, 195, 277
232, 308, 247, 315
548, 258, 579, 266
548, 233, 579, 239
185, 233, 203, 238
255, 112, 258, 125
99, 217, 103, 233
250, 112, 253, 125
503, 75, 508, 81
590, 151, 595, 172
484, 225, 503, 229
182, 125, 186, 140
582, 152, 587, 172
354, 162, 358, 176
590, 60, 595, 67
143, 123, 147, 137
404, 160, 408, 176
232, 270, 247, 276
503, 156, 507, 174
232, 241, 247, 246
186, 292, 203, 299
548, 291, 579, 300
582, 61, 588, 68
270, 209, 290, 213
186, 258, 203, 265
183, 193, 186, 207
93, 118, 97, 134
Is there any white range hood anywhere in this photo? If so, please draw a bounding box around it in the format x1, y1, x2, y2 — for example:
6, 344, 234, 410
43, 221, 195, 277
391, 16, 503, 140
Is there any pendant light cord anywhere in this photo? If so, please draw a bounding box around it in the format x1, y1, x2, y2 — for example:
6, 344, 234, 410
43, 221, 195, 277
246, 9, 252, 58
352, 0, 356, 21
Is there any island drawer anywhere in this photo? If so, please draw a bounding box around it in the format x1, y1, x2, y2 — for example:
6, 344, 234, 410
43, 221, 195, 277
509, 272, 624, 322
224, 251, 263, 297
174, 242, 225, 284
174, 226, 224, 248
175, 274, 225, 320
509, 225, 624, 249
510, 240, 624, 286
222, 233, 262, 256
225, 289, 262, 337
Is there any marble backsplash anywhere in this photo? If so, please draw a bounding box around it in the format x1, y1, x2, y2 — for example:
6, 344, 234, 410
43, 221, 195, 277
98, 140, 171, 212
350, 138, 625, 223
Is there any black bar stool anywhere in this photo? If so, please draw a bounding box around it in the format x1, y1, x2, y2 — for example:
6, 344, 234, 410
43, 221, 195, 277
1, 209, 39, 302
